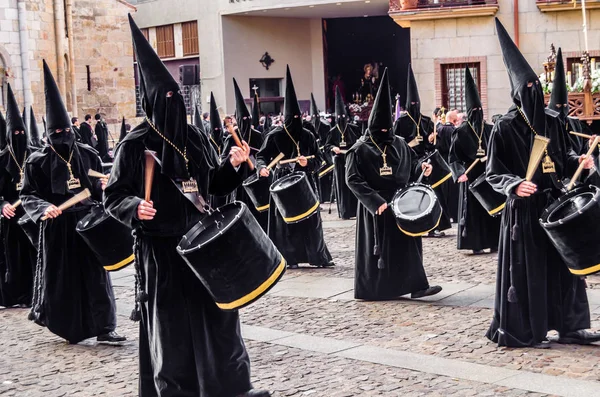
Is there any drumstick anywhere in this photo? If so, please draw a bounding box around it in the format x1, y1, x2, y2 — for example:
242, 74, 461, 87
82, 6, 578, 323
41, 188, 91, 221
568, 136, 600, 191
88, 169, 108, 179
144, 150, 156, 202
226, 124, 254, 171
279, 155, 316, 165
266, 153, 285, 170
464, 156, 488, 177
408, 138, 419, 148
11, 199, 21, 208
569, 131, 593, 140
525, 136, 550, 182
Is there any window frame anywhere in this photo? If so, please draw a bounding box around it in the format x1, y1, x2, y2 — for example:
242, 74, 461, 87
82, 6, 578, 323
434, 56, 488, 115
155, 24, 175, 59
182, 21, 199, 57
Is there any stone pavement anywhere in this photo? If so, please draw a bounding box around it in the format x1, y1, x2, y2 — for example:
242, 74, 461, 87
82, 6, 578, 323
2, 207, 600, 396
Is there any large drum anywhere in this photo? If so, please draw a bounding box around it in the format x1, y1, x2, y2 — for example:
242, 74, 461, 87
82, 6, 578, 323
177, 202, 286, 311
270, 172, 320, 224
18, 215, 38, 249
540, 185, 600, 276
76, 205, 134, 272
242, 173, 272, 212
469, 174, 506, 217
391, 183, 442, 237
423, 150, 452, 189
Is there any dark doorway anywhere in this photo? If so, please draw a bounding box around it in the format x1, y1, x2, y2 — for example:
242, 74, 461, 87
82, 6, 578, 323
324, 16, 410, 112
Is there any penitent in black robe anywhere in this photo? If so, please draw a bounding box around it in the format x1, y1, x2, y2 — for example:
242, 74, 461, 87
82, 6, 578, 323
326, 123, 360, 219
22, 143, 117, 343
0, 148, 36, 307
394, 114, 452, 231
256, 125, 332, 267
346, 133, 431, 300
104, 122, 252, 396
436, 122, 459, 221
449, 122, 500, 251
314, 119, 334, 203
485, 108, 591, 347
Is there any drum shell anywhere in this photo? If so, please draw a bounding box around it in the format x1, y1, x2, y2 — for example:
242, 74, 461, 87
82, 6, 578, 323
423, 150, 452, 189
177, 202, 286, 311
242, 173, 272, 212
270, 171, 319, 224
540, 185, 600, 275
469, 174, 506, 217
391, 183, 442, 236
76, 205, 134, 272
18, 215, 38, 249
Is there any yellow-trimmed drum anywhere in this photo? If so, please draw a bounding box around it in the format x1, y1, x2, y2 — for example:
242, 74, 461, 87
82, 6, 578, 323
423, 150, 453, 189
391, 183, 442, 237
177, 202, 286, 311
539, 184, 600, 276
469, 173, 506, 217
76, 205, 134, 272
242, 173, 272, 213
269, 171, 320, 224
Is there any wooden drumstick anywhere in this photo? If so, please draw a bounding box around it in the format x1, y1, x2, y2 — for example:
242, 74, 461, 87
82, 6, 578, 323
463, 156, 489, 177
226, 124, 254, 171
88, 169, 108, 179
144, 150, 156, 202
279, 155, 316, 165
569, 131, 593, 140
568, 136, 600, 191
11, 199, 21, 208
41, 189, 91, 221
266, 153, 285, 170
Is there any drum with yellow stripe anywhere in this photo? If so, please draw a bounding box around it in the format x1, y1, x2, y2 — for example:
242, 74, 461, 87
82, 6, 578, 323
76, 205, 134, 272
269, 171, 320, 224
177, 202, 286, 311
469, 173, 506, 217
242, 173, 272, 212
391, 183, 442, 237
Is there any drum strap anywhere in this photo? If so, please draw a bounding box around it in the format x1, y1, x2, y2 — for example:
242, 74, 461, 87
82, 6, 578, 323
147, 151, 207, 213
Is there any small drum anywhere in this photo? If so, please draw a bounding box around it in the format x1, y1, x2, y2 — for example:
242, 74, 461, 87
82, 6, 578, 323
242, 173, 272, 212
540, 185, 600, 276
270, 172, 320, 224
469, 174, 506, 217
423, 150, 452, 189
18, 215, 39, 249
391, 183, 442, 237
177, 202, 286, 311
76, 205, 134, 272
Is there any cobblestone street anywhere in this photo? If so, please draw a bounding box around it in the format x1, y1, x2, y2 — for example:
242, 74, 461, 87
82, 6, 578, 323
2, 208, 600, 396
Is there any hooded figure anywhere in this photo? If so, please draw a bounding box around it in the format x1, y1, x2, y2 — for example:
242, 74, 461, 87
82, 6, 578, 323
256, 65, 333, 269
205, 92, 229, 209
20, 60, 122, 344
29, 107, 42, 149
448, 66, 500, 254
0, 83, 36, 309
251, 91, 262, 133
104, 15, 269, 397
310, 93, 333, 203
325, 86, 360, 219
118, 117, 128, 142
345, 68, 442, 300
0, 111, 7, 151
485, 17, 599, 348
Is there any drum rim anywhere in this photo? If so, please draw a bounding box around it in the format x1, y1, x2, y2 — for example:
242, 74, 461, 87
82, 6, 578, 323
242, 173, 270, 187
391, 183, 437, 221
540, 185, 600, 228
269, 171, 306, 193
468, 172, 488, 187
75, 206, 111, 232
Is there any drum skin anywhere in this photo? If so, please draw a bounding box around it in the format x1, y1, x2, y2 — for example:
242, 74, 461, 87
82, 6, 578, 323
242, 173, 272, 212
423, 150, 452, 189
269, 171, 320, 224
18, 215, 39, 249
177, 202, 286, 311
469, 173, 506, 217
540, 185, 600, 276
391, 183, 442, 237
76, 205, 134, 272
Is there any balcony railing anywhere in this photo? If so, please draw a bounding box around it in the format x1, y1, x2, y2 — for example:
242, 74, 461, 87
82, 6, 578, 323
390, 0, 497, 12
537, 0, 600, 11
389, 0, 499, 27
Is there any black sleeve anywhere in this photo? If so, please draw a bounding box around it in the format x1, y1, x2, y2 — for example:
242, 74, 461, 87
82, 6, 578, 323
20, 159, 51, 223
486, 123, 523, 196
345, 146, 386, 215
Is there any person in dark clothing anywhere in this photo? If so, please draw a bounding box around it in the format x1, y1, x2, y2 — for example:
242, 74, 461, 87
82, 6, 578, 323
432, 110, 459, 222
94, 114, 111, 162
449, 67, 500, 255
206, 93, 229, 209
72, 117, 83, 143
310, 93, 333, 203
79, 114, 96, 147
485, 18, 600, 348
0, 111, 6, 152
346, 68, 441, 300
202, 112, 211, 135
22, 60, 124, 345
325, 86, 360, 219
28, 107, 42, 149
104, 16, 269, 397
251, 92, 264, 134
256, 65, 333, 270
0, 84, 36, 309
118, 117, 128, 142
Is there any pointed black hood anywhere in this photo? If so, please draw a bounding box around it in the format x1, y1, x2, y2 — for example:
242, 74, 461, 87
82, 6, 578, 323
368, 68, 394, 142
252, 91, 260, 129
5, 83, 26, 137
549, 47, 568, 120
496, 17, 545, 134
193, 105, 204, 132
0, 111, 6, 151
283, 65, 302, 131
5, 83, 29, 181
43, 60, 71, 134
129, 13, 188, 179
233, 78, 252, 135
119, 117, 127, 141
22, 107, 28, 134
310, 93, 322, 130
209, 92, 223, 149
29, 106, 42, 148
334, 85, 348, 130
405, 64, 421, 117
465, 66, 484, 126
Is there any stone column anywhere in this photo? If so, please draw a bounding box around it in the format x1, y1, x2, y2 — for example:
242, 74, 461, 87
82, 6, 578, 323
17, 0, 32, 128
53, 0, 67, 99
65, 0, 77, 116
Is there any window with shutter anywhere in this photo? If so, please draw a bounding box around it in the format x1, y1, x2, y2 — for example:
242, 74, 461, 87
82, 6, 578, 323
156, 25, 175, 59
182, 21, 199, 57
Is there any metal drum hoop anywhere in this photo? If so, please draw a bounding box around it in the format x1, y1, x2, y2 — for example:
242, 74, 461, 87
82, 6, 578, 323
539, 185, 600, 228
392, 183, 437, 221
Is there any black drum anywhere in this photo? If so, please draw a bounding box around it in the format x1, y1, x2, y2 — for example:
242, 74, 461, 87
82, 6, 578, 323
540, 185, 600, 276
270, 172, 319, 224
318, 162, 335, 179
76, 205, 134, 272
18, 215, 39, 249
469, 174, 506, 217
391, 183, 442, 236
423, 150, 452, 189
177, 202, 286, 311
242, 173, 272, 212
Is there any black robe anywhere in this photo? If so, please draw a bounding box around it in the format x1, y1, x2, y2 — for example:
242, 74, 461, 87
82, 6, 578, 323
95, 121, 110, 162
0, 148, 36, 308
565, 117, 593, 155
394, 114, 451, 231
315, 120, 334, 203
449, 122, 500, 251
346, 133, 431, 300
21, 143, 117, 343
79, 122, 95, 147
485, 108, 590, 347
104, 122, 253, 396
256, 125, 332, 266
436, 122, 459, 221
325, 123, 360, 219
206, 132, 229, 209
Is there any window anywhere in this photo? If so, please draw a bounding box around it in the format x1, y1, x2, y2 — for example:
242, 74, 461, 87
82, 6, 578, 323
156, 24, 175, 59
441, 62, 480, 112
182, 21, 199, 56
